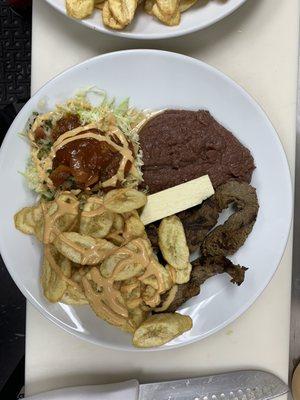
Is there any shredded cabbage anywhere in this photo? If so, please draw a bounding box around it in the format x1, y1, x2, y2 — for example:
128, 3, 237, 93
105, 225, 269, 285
22, 160, 45, 194
22, 87, 146, 198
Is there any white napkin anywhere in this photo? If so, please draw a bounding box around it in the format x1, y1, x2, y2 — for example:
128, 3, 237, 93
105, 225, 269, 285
25, 380, 139, 400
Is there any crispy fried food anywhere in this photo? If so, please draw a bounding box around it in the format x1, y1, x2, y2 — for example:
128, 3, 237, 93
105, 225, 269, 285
33, 206, 45, 241
54, 232, 116, 265
142, 284, 161, 307
83, 267, 149, 333
103, 188, 147, 213
106, 232, 125, 246
82, 267, 134, 333
97, 237, 171, 319
108, 0, 138, 26
64, 0, 200, 29
141, 275, 158, 290
133, 313, 192, 347
14, 205, 42, 235
164, 256, 247, 312
179, 0, 198, 13
144, 0, 155, 14
149, 259, 173, 293
94, 0, 105, 9
167, 263, 192, 284
95, 1, 105, 10
145, 0, 194, 23
158, 215, 189, 270
152, 4, 180, 25
15, 193, 79, 243
61, 285, 88, 305
179, 0, 197, 12
102, 1, 125, 29
100, 242, 146, 280
41, 245, 72, 303
66, 0, 94, 19
129, 307, 149, 329
112, 214, 125, 232
101, 238, 171, 296
36, 192, 79, 244
154, 285, 178, 312
120, 278, 142, 309
156, 0, 178, 15
15, 176, 256, 346
124, 214, 146, 241
63, 0, 203, 29
80, 196, 114, 238
202, 181, 259, 257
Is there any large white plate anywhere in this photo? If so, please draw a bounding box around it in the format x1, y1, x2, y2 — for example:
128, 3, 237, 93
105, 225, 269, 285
0, 50, 292, 351
45, 0, 247, 40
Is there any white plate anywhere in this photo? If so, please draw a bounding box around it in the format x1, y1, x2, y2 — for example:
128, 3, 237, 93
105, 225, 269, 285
0, 50, 292, 351
45, 0, 247, 40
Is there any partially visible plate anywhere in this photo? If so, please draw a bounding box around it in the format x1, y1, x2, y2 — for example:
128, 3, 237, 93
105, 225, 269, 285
45, 0, 248, 40
0, 50, 292, 351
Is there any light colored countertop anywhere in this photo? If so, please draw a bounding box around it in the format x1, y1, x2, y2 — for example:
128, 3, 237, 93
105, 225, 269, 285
26, 0, 299, 396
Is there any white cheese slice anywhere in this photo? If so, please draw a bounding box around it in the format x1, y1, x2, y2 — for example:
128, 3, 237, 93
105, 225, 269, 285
140, 175, 214, 225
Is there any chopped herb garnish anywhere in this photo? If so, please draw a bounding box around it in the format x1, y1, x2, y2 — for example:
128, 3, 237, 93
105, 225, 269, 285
44, 120, 53, 129
37, 138, 52, 159
41, 191, 55, 201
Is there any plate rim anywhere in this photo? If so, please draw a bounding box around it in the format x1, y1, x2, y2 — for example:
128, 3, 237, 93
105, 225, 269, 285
44, 0, 248, 40
0, 49, 293, 351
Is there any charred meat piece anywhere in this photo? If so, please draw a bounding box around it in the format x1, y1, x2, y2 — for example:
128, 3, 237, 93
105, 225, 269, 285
146, 222, 160, 251
139, 110, 255, 194
177, 196, 219, 253
150, 181, 257, 311
165, 256, 247, 312
202, 181, 259, 257
146, 181, 258, 254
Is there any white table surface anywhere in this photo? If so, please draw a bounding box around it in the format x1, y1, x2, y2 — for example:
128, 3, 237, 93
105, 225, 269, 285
26, 0, 299, 396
